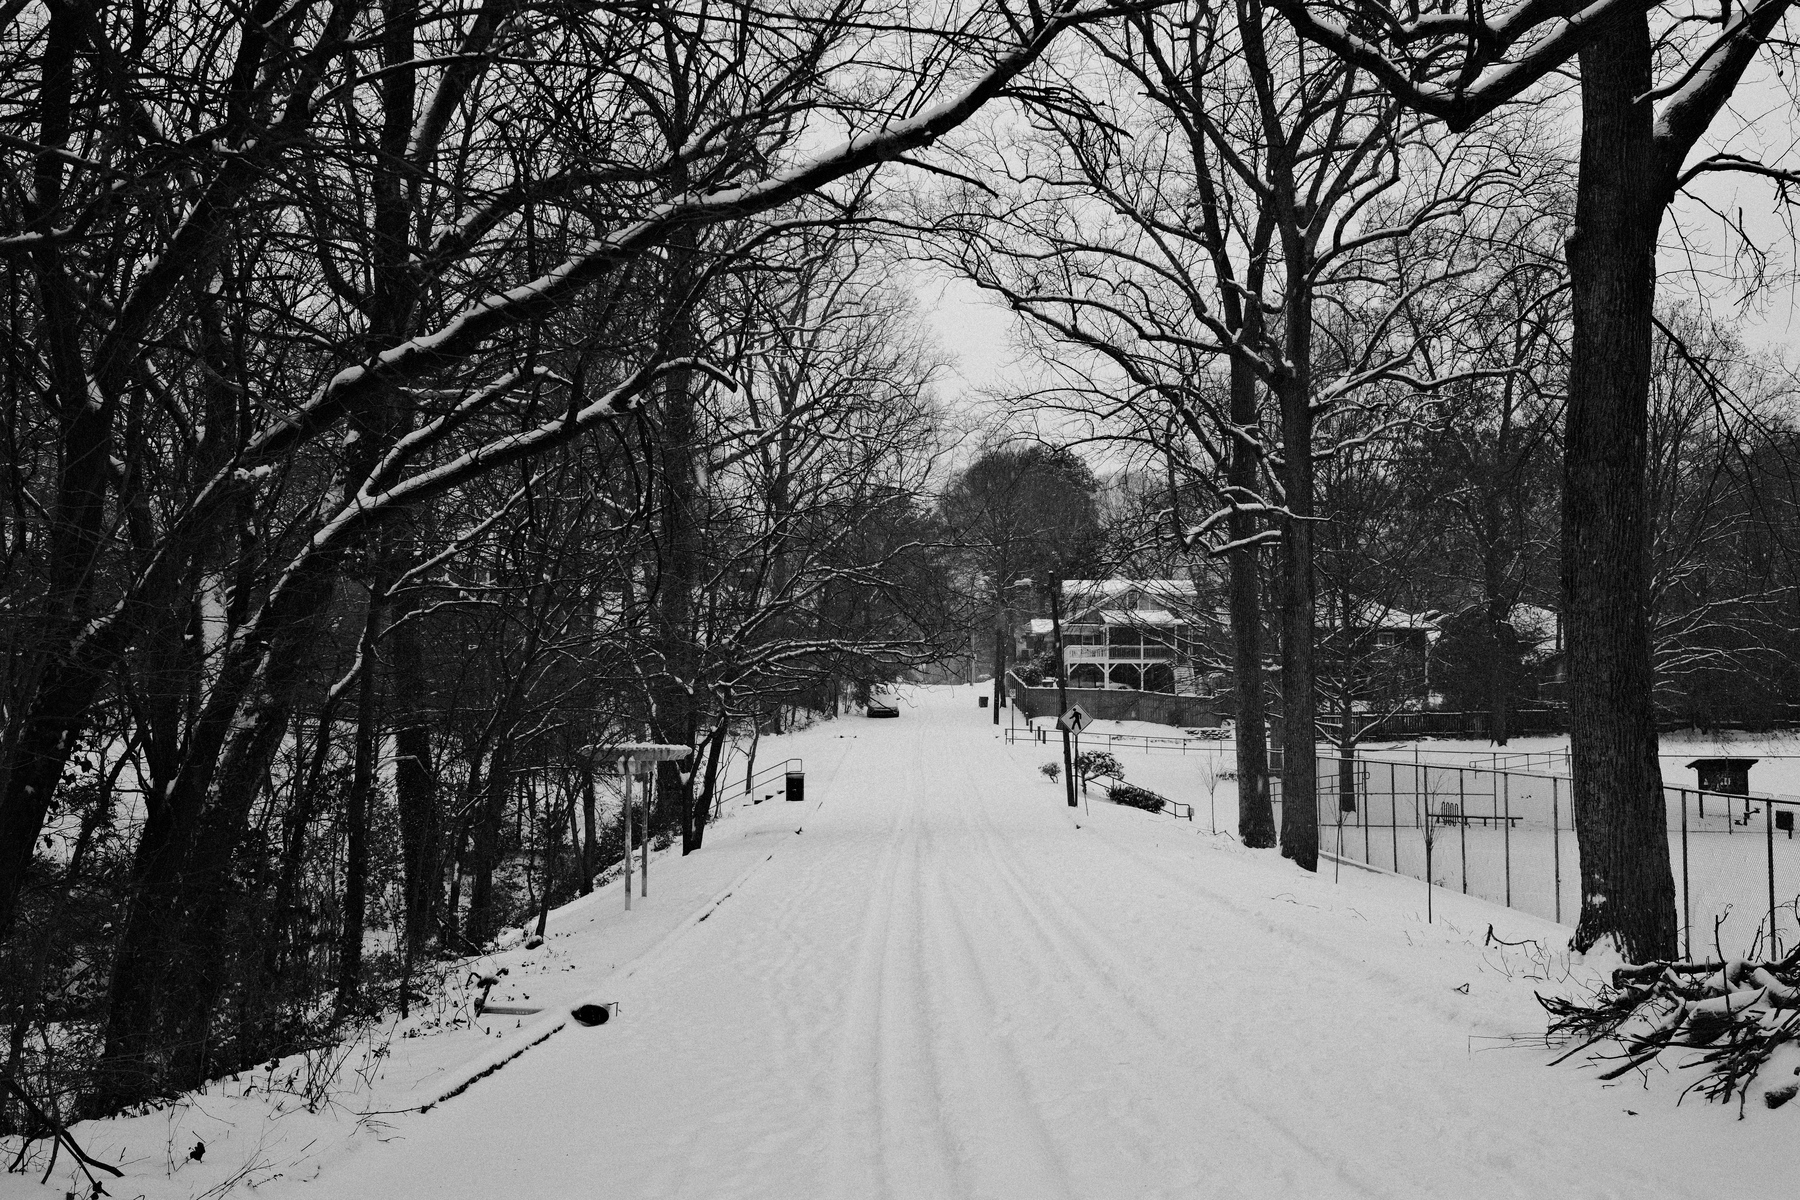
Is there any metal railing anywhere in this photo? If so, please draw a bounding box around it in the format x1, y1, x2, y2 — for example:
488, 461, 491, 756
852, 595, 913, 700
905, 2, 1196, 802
739, 758, 803, 804
1004, 727, 1230, 753
1091, 774, 1193, 820
1350, 745, 1571, 774
1270, 753, 1800, 958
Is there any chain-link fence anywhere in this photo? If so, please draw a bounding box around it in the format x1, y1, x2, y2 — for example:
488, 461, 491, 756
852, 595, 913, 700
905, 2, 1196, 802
1271, 753, 1800, 959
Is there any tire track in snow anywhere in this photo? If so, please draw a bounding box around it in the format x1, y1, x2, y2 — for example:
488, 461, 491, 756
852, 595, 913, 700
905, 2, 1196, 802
822, 718, 959, 1199
619, 726, 913, 1198
910, 804, 1079, 1200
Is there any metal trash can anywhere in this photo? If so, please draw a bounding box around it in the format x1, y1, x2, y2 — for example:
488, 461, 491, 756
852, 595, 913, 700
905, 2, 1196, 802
978, 695, 989, 708
786, 767, 805, 803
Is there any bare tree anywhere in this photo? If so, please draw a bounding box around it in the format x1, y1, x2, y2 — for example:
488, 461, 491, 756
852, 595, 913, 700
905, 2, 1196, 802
2, 0, 1133, 1113
1261, 0, 1800, 968
928, 0, 1516, 866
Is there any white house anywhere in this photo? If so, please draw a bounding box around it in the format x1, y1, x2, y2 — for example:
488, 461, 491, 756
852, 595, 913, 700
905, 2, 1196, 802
1020, 579, 1223, 695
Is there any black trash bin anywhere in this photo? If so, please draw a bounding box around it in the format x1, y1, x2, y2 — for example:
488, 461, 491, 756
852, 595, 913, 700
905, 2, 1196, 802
786, 767, 805, 803
978, 695, 989, 708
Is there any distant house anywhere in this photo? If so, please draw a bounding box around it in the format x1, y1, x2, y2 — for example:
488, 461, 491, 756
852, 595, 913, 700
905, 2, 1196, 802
1017, 579, 1225, 696
1315, 599, 1438, 713
1008, 578, 1464, 727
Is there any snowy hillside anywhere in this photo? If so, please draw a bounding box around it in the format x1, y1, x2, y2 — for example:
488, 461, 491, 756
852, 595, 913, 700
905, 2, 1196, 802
6, 686, 1792, 1199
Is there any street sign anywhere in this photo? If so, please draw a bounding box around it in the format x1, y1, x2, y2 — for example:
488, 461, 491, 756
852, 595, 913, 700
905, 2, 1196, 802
1056, 705, 1089, 734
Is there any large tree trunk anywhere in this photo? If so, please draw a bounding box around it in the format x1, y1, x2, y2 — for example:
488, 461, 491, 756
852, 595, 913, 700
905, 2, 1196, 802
1275, 258, 1317, 870
0, 10, 111, 942
464, 738, 512, 946
579, 764, 598, 893
264, 708, 335, 1006
1277, 487, 1317, 871
1487, 599, 1513, 747
659, 233, 703, 853
334, 599, 381, 1019
1565, 16, 1677, 960
1227, 355, 1276, 847
392, 597, 439, 959
1337, 691, 1357, 815
1481, 507, 1513, 745
687, 720, 727, 853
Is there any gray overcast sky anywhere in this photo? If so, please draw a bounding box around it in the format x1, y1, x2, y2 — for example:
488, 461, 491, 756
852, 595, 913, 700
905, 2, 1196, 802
914, 54, 1800, 416
917, 193, 1800, 419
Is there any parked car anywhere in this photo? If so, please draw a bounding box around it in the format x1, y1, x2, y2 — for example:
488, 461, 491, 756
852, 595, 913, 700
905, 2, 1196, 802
866, 699, 899, 718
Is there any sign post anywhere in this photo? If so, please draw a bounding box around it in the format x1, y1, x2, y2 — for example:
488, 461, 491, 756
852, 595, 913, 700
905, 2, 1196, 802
1013, 574, 1079, 809
599, 743, 692, 910
1056, 704, 1088, 810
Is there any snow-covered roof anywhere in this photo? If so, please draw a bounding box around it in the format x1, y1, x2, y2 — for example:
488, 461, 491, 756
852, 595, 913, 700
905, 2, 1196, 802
1511, 604, 1558, 649
1062, 579, 1197, 599
1340, 603, 1437, 631
597, 742, 692, 762
1028, 617, 1055, 635
1099, 609, 1179, 626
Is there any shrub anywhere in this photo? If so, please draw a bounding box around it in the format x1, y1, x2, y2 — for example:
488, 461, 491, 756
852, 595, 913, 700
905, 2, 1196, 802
1074, 750, 1123, 783
1039, 761, 1062, 782
1109, 782, 1167, 813
1015, 649, 1057, 687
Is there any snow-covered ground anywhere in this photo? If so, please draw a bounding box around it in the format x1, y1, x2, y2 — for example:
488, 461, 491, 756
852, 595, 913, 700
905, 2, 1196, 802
1017, 715, 1800, 952
8, 685, 1794, 1199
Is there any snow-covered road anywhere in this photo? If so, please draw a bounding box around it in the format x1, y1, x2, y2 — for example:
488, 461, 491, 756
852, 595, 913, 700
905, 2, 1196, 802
17, 686, 1792, 1199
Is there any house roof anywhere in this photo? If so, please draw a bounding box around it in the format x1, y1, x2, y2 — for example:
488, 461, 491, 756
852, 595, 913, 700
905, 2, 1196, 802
1026, 610, 1184, 634
1511, 604, 1558, 649
1062, 579, 1197, 600
1098, 609, 1179, 626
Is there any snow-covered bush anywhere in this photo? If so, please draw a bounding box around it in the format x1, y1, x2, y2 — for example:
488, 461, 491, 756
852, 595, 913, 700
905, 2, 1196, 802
1039, 762, 1062, 782
1074, 751, 1123, 783
1013, 649, 1057, 686
1108, 783, 1166, 813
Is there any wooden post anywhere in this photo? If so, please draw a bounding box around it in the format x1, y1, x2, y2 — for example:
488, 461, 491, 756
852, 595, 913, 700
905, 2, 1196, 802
1390, 764, 1400, 872
623, 770, 633, 912
1459, 768, 1468, 895
1502, 772, 1512, 910
1552, 776, 1562, 924
1768, 798, 1779, 959
1680, 787, 1690, 960
641, 770, 651, 898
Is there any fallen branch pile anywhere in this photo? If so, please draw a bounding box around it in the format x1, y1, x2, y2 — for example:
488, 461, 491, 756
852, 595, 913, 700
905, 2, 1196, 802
1541, 947, 1800, 1113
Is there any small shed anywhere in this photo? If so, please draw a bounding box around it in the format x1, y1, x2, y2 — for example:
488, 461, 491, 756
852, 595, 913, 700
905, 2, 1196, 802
1686, 757, 1757, 796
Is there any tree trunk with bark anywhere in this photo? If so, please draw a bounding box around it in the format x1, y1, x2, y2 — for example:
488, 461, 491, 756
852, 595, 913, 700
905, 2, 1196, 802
1275, 232, 1318, 871
0, 9, 114, 942
1228, 354, 1276, 847
334, 600, 381, 1019
1564, 16, 1677, 960
463, 738, 511, 947
580, 765, 599, 892
392, 684, 438, 957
